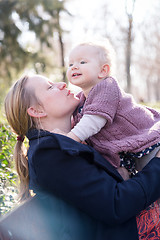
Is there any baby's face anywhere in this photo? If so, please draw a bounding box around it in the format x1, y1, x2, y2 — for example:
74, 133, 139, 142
67, 45, 102, 92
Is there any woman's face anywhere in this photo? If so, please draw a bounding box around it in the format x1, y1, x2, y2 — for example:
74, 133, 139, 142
26, 75, 80, 119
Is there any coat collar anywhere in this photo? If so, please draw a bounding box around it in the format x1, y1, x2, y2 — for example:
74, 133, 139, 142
27, 128, 123, 182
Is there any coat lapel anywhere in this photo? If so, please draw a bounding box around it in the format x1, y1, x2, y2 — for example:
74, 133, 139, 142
56, 134, 123, 182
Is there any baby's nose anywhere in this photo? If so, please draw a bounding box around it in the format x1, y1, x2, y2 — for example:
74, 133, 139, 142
72, 64, 79, 70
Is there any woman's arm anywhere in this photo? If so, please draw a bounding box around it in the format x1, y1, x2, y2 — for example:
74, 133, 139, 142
33, 145, 160, 226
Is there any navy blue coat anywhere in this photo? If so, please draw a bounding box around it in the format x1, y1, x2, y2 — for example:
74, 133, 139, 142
27, 129, 160, 240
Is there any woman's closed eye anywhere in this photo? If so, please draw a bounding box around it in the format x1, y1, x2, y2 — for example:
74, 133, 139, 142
48, 85, 54, 90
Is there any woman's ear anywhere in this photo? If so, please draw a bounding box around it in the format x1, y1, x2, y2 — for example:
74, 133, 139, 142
98, 64, 110, 79
27, 106, 47, 118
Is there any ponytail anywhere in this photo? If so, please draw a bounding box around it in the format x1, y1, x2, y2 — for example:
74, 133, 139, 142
14, 138, 30, 201
5, 76, 38, 202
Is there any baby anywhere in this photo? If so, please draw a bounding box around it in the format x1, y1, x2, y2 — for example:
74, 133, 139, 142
65, 40, 160, 179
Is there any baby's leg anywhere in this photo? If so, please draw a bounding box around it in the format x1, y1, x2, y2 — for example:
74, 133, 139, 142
135, 146, 160, 171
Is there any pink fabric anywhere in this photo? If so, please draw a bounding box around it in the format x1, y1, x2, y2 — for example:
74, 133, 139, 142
73, 77, 160, 168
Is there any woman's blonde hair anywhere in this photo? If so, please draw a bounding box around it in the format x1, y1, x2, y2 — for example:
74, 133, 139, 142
4, 75, 38, 201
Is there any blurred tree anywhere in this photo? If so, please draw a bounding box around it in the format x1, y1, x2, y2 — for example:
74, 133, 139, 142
125, 0, 136, 93
136, 0, 160, 102
0, 0, 27, 89
0, 0, 69, 102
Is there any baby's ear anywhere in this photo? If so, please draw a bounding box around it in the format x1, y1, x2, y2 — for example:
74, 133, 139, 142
27, 106, 47, 118
98, 64, 110, 78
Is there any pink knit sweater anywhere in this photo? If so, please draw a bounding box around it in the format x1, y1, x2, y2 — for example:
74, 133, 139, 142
73, 77, 160, 168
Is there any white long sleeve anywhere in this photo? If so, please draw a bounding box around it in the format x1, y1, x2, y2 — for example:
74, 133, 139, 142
71, 114, 107, 141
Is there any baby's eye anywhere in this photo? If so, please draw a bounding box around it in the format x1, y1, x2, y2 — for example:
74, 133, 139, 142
69, 63, 73, 67
80, 61, 87, 64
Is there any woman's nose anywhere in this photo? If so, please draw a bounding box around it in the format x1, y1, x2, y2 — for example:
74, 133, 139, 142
57, 82, 67, 90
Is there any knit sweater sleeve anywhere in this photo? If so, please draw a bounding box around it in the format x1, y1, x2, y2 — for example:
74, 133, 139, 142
71, 114, 107, 141
84, 77, 120, 124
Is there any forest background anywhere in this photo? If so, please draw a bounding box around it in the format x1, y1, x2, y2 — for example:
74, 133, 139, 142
0, 0, 160, 215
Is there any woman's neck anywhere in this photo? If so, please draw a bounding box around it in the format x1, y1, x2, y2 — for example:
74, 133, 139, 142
39, 116, 71, 133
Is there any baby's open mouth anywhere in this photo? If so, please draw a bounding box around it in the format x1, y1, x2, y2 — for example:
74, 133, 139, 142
72, 73, 82, 77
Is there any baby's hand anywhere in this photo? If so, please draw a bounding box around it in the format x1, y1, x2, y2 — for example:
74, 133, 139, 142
52, 129, 81, 142
67, 132, 81, 142
81, 141, 87, 145
52, 128, 67, 136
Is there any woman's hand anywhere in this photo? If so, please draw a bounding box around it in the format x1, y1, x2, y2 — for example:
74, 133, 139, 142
156, 149, 160, 158
117, 167, 130, 180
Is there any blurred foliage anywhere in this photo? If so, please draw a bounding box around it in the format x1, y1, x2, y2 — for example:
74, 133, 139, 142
0, 124, 17, 216
141, 102, 160, 111
0, 0, 69, 102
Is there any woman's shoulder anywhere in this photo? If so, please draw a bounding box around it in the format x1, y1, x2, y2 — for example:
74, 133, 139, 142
27, 128, 59, 148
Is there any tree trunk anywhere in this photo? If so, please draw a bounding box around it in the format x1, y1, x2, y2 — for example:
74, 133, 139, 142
56, 10, 66, 83
126, 17, 132, 93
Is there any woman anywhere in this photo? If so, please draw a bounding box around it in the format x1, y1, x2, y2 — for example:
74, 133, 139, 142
4, 74, 160, 240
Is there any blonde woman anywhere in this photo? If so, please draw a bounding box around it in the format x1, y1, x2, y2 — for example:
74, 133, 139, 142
4, 74, 160, 240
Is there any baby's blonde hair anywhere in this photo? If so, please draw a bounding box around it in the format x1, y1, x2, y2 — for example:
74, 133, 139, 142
75, 39, 116, 76
4, 75, 39, 201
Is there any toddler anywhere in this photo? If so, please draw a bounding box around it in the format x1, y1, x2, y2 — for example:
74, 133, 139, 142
65, 41, 160, 178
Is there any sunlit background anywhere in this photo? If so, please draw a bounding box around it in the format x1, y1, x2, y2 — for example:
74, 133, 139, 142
0, 0, 160, 103
64, 0, 157, 98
